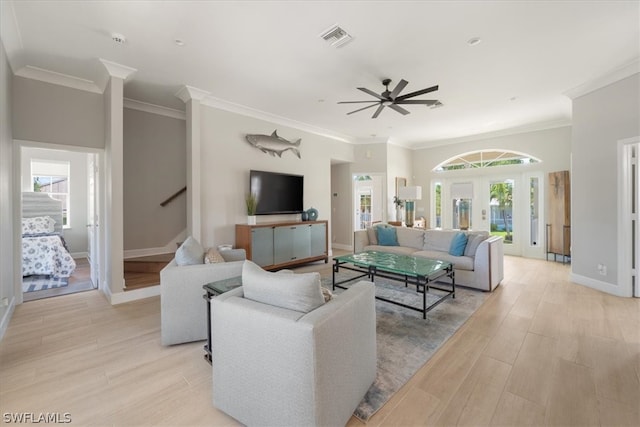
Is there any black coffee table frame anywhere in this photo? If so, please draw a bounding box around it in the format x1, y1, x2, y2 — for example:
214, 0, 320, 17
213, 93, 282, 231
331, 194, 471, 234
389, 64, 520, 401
332, 252, 455, 319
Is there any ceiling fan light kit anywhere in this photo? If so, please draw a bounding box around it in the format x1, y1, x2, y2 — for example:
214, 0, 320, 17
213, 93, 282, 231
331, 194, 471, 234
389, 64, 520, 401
338, 78, 441, 118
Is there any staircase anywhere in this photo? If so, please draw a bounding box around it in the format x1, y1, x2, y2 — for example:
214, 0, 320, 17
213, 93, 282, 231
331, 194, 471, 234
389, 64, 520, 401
123, 253, 174, 291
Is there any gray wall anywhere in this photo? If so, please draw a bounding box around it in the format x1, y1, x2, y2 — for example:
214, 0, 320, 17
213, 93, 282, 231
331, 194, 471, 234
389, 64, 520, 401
123, 108, 186, 250
20, 146, 89, 255
12, 76, 104, 148
331, 163, 353, 248
571, 73, 640, 288
0, 39, 15, 337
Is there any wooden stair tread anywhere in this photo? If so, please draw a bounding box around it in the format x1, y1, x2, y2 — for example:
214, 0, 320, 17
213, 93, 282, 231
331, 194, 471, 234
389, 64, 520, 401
124, 271, 159, 291
125, 253, 174, 263
124, 253, 174, 274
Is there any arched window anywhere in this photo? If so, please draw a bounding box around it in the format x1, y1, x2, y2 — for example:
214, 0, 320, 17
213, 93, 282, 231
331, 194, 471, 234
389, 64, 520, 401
433, 150, 540, 172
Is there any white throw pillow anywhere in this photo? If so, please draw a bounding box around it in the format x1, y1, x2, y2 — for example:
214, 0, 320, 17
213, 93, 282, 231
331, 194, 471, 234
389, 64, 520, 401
22, 216, 56, 235
242, 260, 325, 313
175, 236, 205, 266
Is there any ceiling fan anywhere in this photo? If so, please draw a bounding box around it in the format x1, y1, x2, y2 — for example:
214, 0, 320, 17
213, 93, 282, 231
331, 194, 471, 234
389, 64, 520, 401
338, 78, 441, 118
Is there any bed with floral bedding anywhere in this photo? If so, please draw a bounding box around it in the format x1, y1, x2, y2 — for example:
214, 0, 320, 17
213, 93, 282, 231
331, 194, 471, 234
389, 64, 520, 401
22, 193, 76, 279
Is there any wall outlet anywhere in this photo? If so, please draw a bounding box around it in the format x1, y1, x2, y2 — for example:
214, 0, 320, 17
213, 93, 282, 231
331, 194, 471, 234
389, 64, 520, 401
597, 264, 607, 276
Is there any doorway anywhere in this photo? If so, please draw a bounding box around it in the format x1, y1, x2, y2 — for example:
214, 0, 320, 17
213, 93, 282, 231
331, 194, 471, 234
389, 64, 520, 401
353, 174, 385, 231
20, 144, 100, 301
618, 136, 640, 297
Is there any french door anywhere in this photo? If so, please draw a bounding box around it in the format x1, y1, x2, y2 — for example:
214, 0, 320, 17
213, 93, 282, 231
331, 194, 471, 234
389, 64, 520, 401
432, 173, 544, 258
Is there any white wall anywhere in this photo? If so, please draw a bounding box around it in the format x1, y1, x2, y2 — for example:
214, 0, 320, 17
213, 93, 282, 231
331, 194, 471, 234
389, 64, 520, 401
412, 126, 572, 220
198, 106, 354, 249
20, 146, 89, 255
387, 143, 414, 219
571, 73, 640, 295
0, 39, 16, 338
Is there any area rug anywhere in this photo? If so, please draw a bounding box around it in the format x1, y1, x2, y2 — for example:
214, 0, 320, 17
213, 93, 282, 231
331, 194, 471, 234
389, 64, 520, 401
22, 275, 69, 293
322, 272, 489, 421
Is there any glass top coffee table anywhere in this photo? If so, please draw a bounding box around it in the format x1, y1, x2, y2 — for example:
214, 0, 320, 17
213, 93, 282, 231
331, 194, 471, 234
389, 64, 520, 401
332, 251, 455, 319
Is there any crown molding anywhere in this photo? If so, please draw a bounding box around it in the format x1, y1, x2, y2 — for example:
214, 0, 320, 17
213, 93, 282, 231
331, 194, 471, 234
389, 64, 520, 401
564, 58, 639, 100
98, 58, 137, 81
175, 85, 210, 103
0, 0, 24, 73
14, 65, 102, 94
123, 98, 186, 120
201, 95, 356, 144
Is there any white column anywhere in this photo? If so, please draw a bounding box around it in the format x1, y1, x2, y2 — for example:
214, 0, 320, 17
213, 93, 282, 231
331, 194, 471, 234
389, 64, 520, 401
99, 59, 136, 298
176, 85, 209, 243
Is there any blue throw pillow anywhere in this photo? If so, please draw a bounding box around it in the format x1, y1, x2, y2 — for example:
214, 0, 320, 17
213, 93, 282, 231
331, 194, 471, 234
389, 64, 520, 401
449, 232, 468, 256
377, 226, 398, 246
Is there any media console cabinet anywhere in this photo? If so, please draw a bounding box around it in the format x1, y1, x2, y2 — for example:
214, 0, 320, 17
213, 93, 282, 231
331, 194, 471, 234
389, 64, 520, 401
235, 220, 329, 270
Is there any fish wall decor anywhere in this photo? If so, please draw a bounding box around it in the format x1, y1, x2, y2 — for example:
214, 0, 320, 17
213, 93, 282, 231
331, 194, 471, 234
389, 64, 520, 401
245, 130, 301, 158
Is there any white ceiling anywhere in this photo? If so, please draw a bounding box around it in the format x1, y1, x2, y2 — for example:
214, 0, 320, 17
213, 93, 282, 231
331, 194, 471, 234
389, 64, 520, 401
2, 1, 639, 148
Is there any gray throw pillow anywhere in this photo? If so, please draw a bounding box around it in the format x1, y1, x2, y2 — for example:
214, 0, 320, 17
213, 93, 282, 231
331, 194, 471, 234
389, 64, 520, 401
175, 236, 205, 266
464, 232, 489, 257
242, 260, 325, 313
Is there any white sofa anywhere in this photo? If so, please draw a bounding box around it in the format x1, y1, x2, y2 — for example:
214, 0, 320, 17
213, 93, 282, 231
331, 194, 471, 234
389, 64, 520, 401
354, 226, 504, 291
160, 249, 246, 346
211, 280, 376, 427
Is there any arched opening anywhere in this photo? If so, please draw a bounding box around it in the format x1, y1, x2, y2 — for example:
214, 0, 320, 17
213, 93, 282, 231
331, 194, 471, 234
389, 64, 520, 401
431, 149, 544, 258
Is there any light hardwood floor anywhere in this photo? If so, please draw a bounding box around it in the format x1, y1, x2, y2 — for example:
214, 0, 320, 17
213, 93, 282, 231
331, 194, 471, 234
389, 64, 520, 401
1, 255, 638, 426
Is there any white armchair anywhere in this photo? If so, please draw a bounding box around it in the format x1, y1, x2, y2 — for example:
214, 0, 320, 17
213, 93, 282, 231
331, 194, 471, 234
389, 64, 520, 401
160, 249, 246, 346
211, 281, 377, 427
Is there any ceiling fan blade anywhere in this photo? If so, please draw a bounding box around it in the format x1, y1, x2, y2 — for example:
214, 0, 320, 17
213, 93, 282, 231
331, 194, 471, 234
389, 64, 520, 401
394, 99, 440, 105
372, 104, 385, 118
388, 104, 410, 115
337, 100, 380, 104
395, 85, 439, 101
357, 87, 386, 100
347, 103, 379, 115
389, 79, 408, 100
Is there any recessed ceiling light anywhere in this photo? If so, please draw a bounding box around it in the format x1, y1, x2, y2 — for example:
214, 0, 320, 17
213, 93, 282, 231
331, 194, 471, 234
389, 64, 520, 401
111, 33, 126, 44
467, 37, 481, 46
174, 39, 185, 46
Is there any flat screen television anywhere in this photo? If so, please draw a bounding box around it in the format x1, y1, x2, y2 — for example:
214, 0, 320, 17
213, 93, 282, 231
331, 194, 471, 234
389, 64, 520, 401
250, 170, 304, 215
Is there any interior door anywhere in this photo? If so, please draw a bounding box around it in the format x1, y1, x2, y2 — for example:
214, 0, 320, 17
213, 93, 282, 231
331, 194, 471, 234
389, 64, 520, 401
87, 154, 99, 288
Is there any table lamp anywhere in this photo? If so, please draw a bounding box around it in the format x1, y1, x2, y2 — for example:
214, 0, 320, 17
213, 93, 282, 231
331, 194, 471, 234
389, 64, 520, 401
398, 186, 422, 227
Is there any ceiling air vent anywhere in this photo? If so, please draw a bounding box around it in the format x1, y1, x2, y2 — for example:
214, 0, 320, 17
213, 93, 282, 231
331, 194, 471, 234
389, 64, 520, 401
319, 24, 353, 48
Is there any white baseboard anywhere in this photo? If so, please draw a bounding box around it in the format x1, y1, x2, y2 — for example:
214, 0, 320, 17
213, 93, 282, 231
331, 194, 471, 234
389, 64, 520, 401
124, 230, 187, 259
71, 251, 88, 259
570, 272, 632, 298
103, 283, 160, 305
332, 243, 353, 251
0, 296, 16, 341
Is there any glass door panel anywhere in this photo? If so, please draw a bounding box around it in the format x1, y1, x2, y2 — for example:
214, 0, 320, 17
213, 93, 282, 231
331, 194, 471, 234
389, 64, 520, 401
489, 179, 514, 245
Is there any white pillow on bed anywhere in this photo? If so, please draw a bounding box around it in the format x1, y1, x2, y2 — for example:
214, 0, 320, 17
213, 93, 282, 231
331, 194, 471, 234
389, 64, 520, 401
22, 216, 56, 236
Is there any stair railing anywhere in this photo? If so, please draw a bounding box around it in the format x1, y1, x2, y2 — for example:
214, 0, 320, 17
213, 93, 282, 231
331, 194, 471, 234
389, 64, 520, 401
160, 186, 186, 207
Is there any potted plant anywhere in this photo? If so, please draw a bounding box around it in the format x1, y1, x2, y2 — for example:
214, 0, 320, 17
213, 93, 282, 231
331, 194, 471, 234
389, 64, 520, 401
246, 193, 258, 225
393, 196, 404, 222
